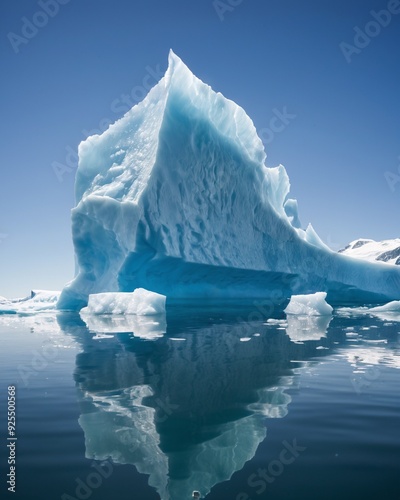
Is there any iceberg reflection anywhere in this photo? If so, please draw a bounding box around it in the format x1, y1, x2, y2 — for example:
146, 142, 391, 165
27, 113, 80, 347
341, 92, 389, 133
64, 307, 332, 500
286, 314, 332, 342
80, 312, 167, 340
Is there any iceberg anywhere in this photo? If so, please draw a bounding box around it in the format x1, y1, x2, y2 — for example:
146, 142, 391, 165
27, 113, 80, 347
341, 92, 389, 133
57, 50, 400, 310
80, 288, 166, 316
284, 292, 333, 316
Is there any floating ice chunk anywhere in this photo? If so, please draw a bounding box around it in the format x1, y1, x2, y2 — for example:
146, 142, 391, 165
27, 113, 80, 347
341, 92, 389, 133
0, 290, 61, 315
284, 292, 333, 316
80, 288, 166, 316
264, 319, 287, 326
369, 300, 400, 313
338, 300, 400, 322
92, 333, 115, 340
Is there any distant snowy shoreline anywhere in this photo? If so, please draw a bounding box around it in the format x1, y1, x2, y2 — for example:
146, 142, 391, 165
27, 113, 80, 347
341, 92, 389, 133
339, 238, 400, 266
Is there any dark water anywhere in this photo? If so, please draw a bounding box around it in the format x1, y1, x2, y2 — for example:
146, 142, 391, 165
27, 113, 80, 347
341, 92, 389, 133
0, 305, 399, 500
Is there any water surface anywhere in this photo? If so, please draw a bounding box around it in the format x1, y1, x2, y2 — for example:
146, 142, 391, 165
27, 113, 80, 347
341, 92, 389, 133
0, 305, 399, 499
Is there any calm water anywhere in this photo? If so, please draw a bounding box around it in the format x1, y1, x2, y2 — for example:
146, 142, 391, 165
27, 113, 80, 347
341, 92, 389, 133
0, 304, 399, 500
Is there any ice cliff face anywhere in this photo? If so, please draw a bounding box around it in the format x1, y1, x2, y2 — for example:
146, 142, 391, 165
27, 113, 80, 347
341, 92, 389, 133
58, 51, 400, 310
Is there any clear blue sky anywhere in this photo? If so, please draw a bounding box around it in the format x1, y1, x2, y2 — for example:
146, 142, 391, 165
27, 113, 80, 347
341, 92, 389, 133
1, 0, 399, 298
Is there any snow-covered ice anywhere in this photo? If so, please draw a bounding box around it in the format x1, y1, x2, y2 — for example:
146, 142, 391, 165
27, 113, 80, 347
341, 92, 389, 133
338, 300, 400, 323
284, 292, 333, 316
56, 50, 400, 310
369, 300, 400, 313
339, 238, 400, 266
80, 288, 166, 316
0, 290, 60, 315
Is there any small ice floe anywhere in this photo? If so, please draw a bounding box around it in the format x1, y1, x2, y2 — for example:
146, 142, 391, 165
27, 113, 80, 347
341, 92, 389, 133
284, 292, 333, 316
338, 300, 400, 323
81, 288, 166, 316
264, 319, 287, 325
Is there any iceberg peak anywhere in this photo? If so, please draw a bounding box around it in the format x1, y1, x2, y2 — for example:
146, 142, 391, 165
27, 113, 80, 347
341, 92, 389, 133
165, 49, 188, 85
165, 49, 267, 166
